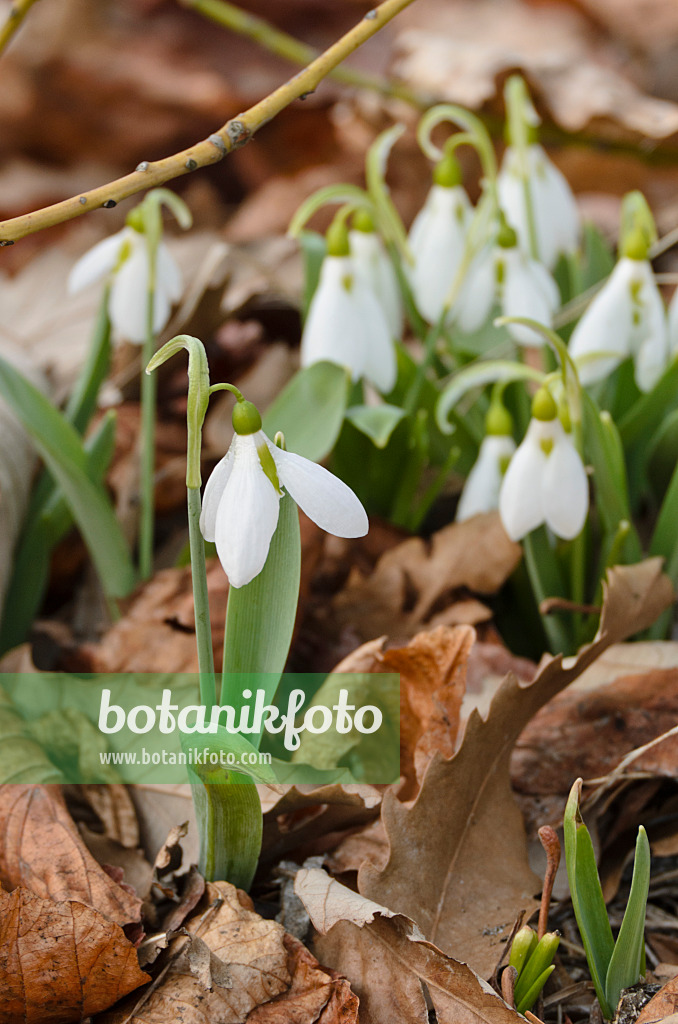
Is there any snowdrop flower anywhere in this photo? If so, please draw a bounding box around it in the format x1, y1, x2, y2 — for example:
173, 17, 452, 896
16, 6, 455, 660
667, 286, 678, 357
453, 220, 560, 345
499, 388, 588, 541
498, 144, 580, 270
457, 402, 516, 521
68, 190, 189, 344
200, 397, 368, 588
349, 210, 403, 338
407, 150, 471, 323
568, 234, 668, 392
301, 219, 396, 392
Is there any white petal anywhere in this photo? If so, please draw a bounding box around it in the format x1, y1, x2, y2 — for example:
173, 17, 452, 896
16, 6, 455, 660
301, 256, 395, 391
301, 256, 367, 380
199, 447, 235, 542
349, 230, 403, 338
269, 442, 368, 538
213, 435, 281, 588
408, 184, 471, 323
628, 259, 669, 392
542, 432, 588, 540
67, 228, 129, 294
669, 288, 678, 357
453, 247, 496, 333
499, 146, 579, 269
532, 146, 580, 264
156, 242, 183, 304
108, 241, 151, 343
568, 259, 637, 386
457, 435, 516, 521
498, 419, 550, 540
500, 249, 558, 345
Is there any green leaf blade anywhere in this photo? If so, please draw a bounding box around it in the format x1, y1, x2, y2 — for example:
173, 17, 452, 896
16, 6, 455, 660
605, 826, 651, 1015
263, 362, 349, 462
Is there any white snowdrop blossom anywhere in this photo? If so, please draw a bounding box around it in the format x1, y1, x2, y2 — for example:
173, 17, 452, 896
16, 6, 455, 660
453, 241, 560, 345
68, 226, 182, 344
301, 253, 396, 392
668, 287, 678, 358
456, 434, 516, 521
349, 228, 403, 338
498, 144, 580, 269
499, 416, 588, 541
568, 256, 668, 392
407, 183, 471, 323
200, 426, 368, 588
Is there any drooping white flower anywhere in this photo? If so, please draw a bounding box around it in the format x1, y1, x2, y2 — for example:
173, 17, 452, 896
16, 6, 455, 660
499, 404, 588, 542
200, 413, 368, 588
668, 287, 678, 358
301, 250, 396, 393
68, 225, 182, 344
408, 183, 471, 324
568, 255, 668, 392
453, 234, 560, 345
457, 434, 516, 521
349, 226, 403, 338
498, 144, 580, 269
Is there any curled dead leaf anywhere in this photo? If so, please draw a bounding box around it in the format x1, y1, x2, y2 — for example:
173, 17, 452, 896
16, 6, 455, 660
0, 784, 142, 928
358, 561, 674, 978
0, 886, 149, 1024
295, 866, 522, 1024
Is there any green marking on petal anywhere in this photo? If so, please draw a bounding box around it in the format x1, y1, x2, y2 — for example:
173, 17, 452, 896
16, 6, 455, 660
540, 438, 554, 456
257, 441, 282, 493
341, 273, 354, 293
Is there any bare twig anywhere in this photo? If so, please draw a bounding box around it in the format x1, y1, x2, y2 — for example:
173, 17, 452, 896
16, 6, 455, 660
0, 0, 41, 55
180, 0, 432, 109
0, 0, 417, 244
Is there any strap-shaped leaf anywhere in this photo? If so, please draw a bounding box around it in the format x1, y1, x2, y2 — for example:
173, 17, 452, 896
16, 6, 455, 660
605, 826, 651, 1015
345, 404, 407, 448
0, 354, 136, 600
564, 779, 615, 1019
263, 361, 349, 462
223, 489, 301, 721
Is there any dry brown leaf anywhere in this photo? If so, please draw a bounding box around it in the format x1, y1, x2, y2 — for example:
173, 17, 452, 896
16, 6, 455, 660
100, 881, 298, 1024
513, 666, 678, 802
248, 933, 359, 1024
260, 784, 383, 868
330, 625, 474, 796
0, 886, 149, 1024
333, 513, 521, 646
358, 560, 674, 978
392, 0, 678, 140
0, 784, 142, 928
295, 866, 522, 1024
637, 974, 678, 1024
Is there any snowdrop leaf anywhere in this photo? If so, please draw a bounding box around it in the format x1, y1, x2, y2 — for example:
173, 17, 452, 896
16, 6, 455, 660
299, 229, 326, 320
345, 404, 407, 449
263, 361, 349, 462
0, 412, 117, 655
64, 288, 112, 435
223, 490, 301, 726
436, 360, 543, 434
617, 357, 678, 447
581, 392, 641, 559
0, 354, 136, 600
604, 826, 650, 1015
581, 222, 615, 291
564, 779, 615, 1020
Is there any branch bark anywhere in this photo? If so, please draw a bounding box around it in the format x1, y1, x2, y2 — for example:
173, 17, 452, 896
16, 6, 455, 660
0, 0, 418, 245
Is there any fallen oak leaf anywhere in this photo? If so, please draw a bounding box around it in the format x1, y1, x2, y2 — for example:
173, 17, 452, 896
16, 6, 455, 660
359, 560, 674, 978
295, 865, 522, 1024
0, 886, 149, 1024
0, 784, 142, 928
98, 880, 291, 1024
